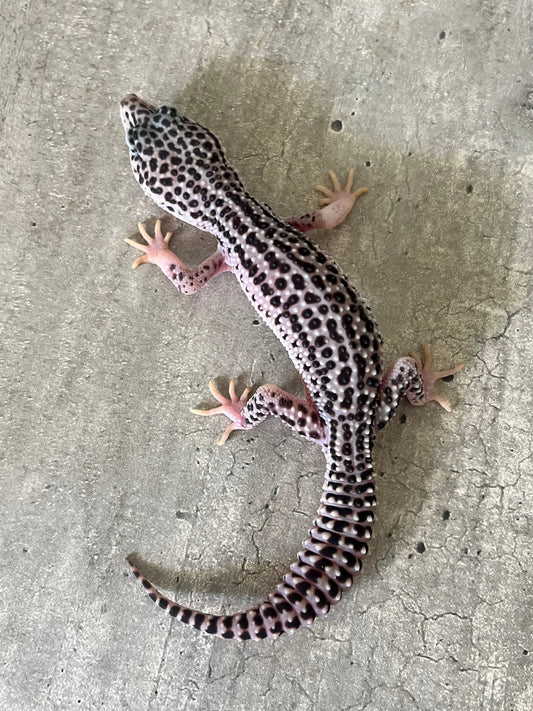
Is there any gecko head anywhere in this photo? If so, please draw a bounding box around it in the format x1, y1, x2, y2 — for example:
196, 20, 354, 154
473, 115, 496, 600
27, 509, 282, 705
119, 94, 232, 221
120, 94, 158, 130
120, 93, 181, 157
120, 93, 185, 190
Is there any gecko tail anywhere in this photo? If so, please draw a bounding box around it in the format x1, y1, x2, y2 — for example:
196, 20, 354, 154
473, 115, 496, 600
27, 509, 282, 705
125, 556, 330, 640
126, 511, 372, 640
126, 466, 376, 640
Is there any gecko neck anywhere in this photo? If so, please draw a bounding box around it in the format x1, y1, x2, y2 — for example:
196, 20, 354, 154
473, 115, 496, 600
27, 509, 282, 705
199, 187, 300, 256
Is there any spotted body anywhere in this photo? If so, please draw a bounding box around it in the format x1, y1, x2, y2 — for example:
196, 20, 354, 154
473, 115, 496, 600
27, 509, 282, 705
120, 94, 463, 640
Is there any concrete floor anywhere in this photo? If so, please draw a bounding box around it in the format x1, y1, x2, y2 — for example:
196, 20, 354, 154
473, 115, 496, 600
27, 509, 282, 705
1, 1, 531, 709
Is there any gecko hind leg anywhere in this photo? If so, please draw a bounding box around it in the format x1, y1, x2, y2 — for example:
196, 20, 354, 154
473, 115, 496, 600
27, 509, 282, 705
191, 380, 325, 446
375, 345, 465, 432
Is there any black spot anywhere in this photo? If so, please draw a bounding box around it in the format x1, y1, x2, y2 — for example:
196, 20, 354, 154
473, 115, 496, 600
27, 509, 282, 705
285, 294, 299, 307
304, 292, 320, 304
192, 613, 205, 629
285, 616, 300, 630
274, 598, 292, 614
205, 618, 218, 634
338, 366, 352, 385
237, 615, 249, 629
338, 346, 349, 362
292, 274, 305, 290
416, 542, 426, 554
271, 620, 283, 634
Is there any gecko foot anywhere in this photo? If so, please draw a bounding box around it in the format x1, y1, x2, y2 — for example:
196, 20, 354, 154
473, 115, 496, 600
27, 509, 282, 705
315, 169, 368, 209
191, 380, 252, 445
124, 220, 174, 269
409, 344, 465, 412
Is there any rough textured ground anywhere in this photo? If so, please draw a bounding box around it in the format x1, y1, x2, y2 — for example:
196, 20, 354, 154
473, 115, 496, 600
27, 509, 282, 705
1, 1, 531, 709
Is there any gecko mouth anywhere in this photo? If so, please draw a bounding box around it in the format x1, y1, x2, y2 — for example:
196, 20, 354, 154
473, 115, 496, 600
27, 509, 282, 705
119, 94, 157, 131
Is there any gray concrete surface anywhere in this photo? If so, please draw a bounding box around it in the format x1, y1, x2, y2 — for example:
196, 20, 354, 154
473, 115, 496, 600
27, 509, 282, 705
1, 1, 531, 709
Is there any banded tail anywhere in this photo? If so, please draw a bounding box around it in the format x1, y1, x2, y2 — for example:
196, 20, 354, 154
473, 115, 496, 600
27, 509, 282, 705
126, 468, 376, 640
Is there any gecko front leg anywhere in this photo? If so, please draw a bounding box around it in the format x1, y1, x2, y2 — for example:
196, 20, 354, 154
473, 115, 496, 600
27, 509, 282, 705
125, 220, 231, 294
375, 345, 465, 431
286, 170, 368, 234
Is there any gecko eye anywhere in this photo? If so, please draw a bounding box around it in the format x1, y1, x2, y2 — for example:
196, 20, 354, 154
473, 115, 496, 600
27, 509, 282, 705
156, 104, 181, 118
125, 127, 139, 154
151, 103, 182, 128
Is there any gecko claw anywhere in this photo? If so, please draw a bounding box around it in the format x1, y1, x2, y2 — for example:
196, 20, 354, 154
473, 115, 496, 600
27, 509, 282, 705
409, 345, 465, 412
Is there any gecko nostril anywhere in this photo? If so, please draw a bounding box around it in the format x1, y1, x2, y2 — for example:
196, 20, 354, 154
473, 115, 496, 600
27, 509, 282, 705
330, 120, 343, 132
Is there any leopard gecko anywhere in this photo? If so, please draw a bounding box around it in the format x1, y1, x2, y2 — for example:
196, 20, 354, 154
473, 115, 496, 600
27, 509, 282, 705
120, 93, 463, 640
